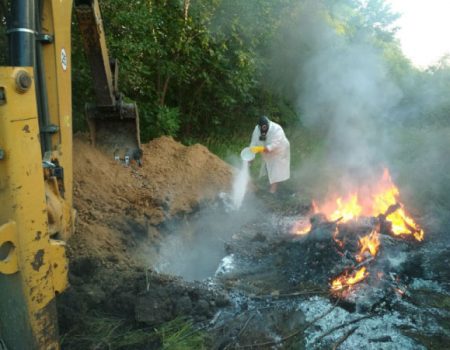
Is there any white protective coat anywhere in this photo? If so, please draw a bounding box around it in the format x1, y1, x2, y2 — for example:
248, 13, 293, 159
250, 120, 290, 184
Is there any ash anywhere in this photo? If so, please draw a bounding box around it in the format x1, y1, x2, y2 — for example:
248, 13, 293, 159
299, 296, 422, 349
147, 197, 449, 348
207, 210, 450, 349
215, 254, 235, 276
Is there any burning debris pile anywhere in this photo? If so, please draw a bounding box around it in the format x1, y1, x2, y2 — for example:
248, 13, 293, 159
206, 168, 449, 349
292, 168, 424, 296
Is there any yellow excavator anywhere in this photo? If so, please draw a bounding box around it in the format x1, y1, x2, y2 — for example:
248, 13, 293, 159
0, 0, 141, 348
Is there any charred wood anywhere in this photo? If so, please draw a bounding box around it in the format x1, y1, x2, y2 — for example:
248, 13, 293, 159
331, 326, 358, 350
311, 313, 376, 348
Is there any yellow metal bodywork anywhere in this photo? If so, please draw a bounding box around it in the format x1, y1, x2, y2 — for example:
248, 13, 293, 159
41, 0, 75, 241
0, 67, 68, 349
0, 0, 73, 348
0, 222, 19, 275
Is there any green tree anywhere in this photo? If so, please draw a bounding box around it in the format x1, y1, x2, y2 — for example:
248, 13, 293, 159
72, 0, 437, 142
72, 0, 300, 140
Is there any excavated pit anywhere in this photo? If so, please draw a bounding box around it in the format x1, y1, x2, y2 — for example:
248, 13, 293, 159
58, 135, 450, 349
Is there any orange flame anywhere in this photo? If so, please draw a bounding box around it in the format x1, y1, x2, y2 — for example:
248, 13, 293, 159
313, 168, 424, 241
395, 287, 405, 296
295, 225, 311, 235
333, 227, 344, 248
371, 169, 424, 241
331, 267, 368, 291
386, 207, 424, 241
356, 230, 380, 262
291, 219, 311, 235
315, 193, 362, 223
290, 168, 425, 293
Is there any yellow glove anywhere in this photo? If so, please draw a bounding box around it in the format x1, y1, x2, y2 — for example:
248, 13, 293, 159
250, 146, 265, 154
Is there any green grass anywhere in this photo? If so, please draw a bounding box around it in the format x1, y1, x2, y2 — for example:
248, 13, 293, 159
61, 314, 155, 349
156, 318, 208, 350
61, 315, 207, 350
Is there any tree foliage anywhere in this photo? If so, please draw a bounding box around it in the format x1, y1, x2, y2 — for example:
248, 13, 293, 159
68, 0, 450, 139
72, 0, 297, 141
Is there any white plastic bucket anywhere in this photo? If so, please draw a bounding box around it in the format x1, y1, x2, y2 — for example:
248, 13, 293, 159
240, 147, 255, 161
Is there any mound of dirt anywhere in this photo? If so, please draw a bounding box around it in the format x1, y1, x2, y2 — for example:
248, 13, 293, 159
70, 133, 233, 266
59, 134, 234, 343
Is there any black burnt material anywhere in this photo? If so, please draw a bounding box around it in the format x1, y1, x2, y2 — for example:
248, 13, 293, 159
222, 210, 422, 303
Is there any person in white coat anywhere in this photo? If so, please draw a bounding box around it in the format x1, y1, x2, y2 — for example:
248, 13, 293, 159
250, 116, 290, 193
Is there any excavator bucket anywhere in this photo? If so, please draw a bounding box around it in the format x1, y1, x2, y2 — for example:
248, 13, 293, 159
86, 101, 142, 165
75, 0, 142, 165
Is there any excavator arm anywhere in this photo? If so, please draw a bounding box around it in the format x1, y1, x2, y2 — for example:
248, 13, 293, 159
75, 0, 141, 164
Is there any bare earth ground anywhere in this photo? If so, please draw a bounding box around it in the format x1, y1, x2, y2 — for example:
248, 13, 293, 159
58, 135, 450, 349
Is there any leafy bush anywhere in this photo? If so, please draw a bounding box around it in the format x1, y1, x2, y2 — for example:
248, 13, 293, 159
142, 105, 181, 140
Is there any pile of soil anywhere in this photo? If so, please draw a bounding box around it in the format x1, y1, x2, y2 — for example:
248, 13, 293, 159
70, 134, 233, 266
58, 134, 234, 344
